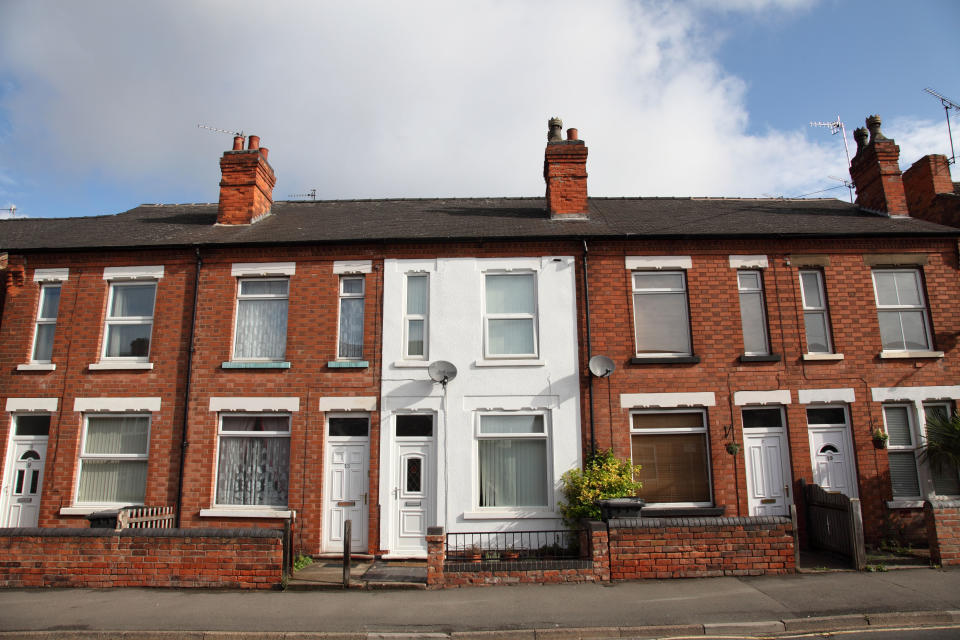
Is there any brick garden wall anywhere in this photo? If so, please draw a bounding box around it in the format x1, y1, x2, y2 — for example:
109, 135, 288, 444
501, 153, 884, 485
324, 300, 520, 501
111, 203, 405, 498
925, 500, 960, 566
0, 527, 283, 589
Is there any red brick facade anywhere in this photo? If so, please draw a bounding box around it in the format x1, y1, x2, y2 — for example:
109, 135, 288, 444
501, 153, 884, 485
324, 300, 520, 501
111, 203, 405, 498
925, 500, 960, 566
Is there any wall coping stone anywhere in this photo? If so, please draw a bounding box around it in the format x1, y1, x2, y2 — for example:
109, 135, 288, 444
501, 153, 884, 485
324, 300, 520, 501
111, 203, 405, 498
609, 515, 791, 528
0, 527, 282, 539
926, 500, 960, 509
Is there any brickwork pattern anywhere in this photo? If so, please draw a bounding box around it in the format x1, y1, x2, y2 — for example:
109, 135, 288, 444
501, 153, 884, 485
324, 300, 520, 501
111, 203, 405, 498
925, 500, 960, 566
0, 528, 282, 589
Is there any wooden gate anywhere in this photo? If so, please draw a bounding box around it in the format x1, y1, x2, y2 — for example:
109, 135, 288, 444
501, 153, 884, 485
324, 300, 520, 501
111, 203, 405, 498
801, 479, 866, 570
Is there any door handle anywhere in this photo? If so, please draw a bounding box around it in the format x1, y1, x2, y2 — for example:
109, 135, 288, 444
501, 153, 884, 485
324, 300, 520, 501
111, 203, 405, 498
392, 487, 398, 499
784, 484, 790, 498
363, 492, 368, 505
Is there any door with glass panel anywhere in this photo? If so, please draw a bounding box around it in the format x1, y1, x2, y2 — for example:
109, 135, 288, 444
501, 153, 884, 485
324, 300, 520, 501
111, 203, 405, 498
743, 407, 792, 516
806, 406, 858, 498
391, 414, 435, 556
323, 415, 369, 552
2, 415, 51, 528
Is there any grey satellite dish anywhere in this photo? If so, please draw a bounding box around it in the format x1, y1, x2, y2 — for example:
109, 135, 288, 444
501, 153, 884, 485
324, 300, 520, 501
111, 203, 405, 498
427, 360, 458, 387
588, 355, 615, 378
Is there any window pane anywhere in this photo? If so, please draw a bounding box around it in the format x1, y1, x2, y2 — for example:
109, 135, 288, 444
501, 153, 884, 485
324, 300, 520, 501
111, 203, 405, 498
488, 318, 534, 355
105, 323, 152, 357
800, 272, 822, 308
407, 319, 424, 356
221, 415, 289, 432
39, 286, 61, 319
33, 323, 56, 361
633, 292, 691, 354
480, 414, 544, 434
742, 409, 783, 429
397, 415, 433, 437
235, 298, 288, 359
894, 272, 922, 305
216, 436, 289, 506
406, 458, 422, 492
804, 312, 830, 353
15, 415, 51, 436
738, 272, 761, 290
806, 408, 846, 425
240, 280, 288, 296
632, 412, 703, 430
739, 291, 768, 354
328, 417, 369, 437
110, 284, 155, 318
884, 406, 913, 447
888, 451, 921, 498
933, 462, 960, 495
634, 272, 683, 290
486, 274, 534, 314
341, 277, 364, 295
874, 272, 898, 305
339, 297, 364, 358
77, 460, 147, 503
478, 439, 547, 507
877, 311, 905, 350
406, 275, 427, 314
631, 433, 710, 503
900, 311, 930, 350
84, 416, 150, 455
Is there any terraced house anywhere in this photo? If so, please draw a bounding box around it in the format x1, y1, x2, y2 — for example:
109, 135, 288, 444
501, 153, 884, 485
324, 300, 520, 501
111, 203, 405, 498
1, 115, 958, 564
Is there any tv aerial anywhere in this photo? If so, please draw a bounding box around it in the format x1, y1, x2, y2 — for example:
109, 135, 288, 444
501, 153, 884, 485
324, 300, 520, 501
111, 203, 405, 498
289, 189, 318, 201
810, 116, 854, 202
924, 87, 958, 164
588, 355, 615, 378
0, 205, 15, 217
197, 123, 245, 141
427, 360, 458, 388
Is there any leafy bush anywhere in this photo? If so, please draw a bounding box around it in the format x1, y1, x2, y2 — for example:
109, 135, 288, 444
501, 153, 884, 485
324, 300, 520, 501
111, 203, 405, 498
558, 449, 642, 526
921, 410, 960, 474
293, 554, 314, 571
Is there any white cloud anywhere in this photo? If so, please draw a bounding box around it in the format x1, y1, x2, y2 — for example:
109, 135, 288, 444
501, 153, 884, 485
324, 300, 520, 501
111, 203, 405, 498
0, 0, 942, 213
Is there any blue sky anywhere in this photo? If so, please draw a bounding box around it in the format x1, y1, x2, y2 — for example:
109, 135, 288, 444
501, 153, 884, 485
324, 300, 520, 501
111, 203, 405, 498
0, 0, 957, 219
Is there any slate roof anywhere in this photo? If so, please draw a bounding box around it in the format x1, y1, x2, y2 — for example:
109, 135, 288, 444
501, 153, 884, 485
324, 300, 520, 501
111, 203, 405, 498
1, 197, 957, 252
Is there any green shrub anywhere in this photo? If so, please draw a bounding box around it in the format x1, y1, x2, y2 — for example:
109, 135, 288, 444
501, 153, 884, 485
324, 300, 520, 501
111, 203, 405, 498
293, 553, 314, 571
558, 449, 642, 526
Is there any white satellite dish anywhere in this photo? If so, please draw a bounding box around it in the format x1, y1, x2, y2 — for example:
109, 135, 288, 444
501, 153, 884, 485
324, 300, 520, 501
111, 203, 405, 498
427, 360, 458, 387
588, 355, 615, 378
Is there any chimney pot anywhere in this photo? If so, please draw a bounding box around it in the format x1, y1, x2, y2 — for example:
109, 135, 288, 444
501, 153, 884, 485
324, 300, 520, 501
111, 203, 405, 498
866, 115, 886, 142
853, 127, 868, 155
233, 135, 245, 151
260, 147, 269, 161
247, 135, 260, 150
548, 117, 563, 142
566, 128, 578, 141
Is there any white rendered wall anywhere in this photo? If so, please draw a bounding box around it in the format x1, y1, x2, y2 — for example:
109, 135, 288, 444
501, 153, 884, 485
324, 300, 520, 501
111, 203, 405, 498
380, 256, 582, 552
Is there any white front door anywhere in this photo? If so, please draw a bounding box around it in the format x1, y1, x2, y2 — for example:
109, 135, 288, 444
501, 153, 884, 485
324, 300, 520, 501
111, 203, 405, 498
392, 441, 435, 556
323, 415, 370, 553
3, 440, 48, 528
743, 407, 793, 516
809, 427, 858, 498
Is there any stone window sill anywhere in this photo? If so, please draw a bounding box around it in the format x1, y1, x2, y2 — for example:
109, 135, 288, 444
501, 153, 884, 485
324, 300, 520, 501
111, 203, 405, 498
879, 350, 944, 359
327, 360, 369, 369
221, 361, 291, 369
461, 510, 556, 520
803, 353, 844, 361
886, 500, 924, 510
630, 356, 700, 365
88, 362, 154, 371
473, 359, 544, 367
392, 361, 430, 368
199, 508, 293, 519
739, 354, 781, 363
17, 363, 56, 371
60, 505, 138, 516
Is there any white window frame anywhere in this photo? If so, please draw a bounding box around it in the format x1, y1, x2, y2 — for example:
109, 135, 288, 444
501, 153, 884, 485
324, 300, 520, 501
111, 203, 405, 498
482, 271, 539, 359
101, 280, 157, 362
737, 269, 770, 356
403, 273, 429, 360
799, 269, 833, 354
871, 268, 934, 353
214, 412, 292, 509
30, 283, 61, 363
631, 270, 692, 357
629, 408, 712, 507
232, 276, 290, 361
475, 411, 551, 511
74, 413, 151, 507
337, 276, 365, 360
881, 401, 959, 502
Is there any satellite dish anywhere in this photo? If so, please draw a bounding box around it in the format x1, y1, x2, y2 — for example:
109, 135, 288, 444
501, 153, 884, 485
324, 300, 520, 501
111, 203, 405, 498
427, 360, 458, 387
588, 355, 615, 378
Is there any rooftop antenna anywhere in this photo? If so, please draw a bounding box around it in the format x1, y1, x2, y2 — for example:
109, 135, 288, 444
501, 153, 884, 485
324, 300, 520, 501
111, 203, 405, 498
923, 87, 958, 164
197, 123, 245, 138
810, 116, 854, 202
288, 189, 318, 200
1, 205, 15, 217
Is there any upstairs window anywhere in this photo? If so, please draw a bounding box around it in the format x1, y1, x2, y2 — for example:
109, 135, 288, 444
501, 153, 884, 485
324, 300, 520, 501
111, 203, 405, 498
799, 270, 833, 354
737, 270, 770, 356
103, 282, 156, 360
631, 271, 691, 356
872, 269, 933, 352
404, 274, 428, 359
484, 273, 538, 358
31, 284, 61, 362
234, 278, 289, 360
338, 276, 365, 359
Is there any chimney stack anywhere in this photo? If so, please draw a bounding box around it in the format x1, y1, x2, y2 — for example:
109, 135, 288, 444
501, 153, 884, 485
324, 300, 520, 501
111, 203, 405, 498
217, 134, 277, 225
849, 115, 908, 215
544, 117, 588, 218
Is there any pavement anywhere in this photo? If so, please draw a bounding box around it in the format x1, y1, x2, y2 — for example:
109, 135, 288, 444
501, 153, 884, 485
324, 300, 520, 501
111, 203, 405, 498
3, 565, 960, 639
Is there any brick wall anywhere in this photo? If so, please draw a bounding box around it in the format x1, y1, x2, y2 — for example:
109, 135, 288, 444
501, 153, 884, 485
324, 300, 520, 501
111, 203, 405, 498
608, 516, 796, 579
925, 500, 960, 566
0, 527, 282, 589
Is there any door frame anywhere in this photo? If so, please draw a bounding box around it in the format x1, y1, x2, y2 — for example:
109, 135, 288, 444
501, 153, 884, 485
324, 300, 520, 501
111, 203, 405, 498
806, 404, 859, 498
1, 416, 50, 528
388, 413, 437, 557
321, 412, 370, 553
742, 406, 793, 516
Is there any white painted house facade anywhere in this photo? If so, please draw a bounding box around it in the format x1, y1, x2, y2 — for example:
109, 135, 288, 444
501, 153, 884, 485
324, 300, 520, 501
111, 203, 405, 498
378, 256, 582, 557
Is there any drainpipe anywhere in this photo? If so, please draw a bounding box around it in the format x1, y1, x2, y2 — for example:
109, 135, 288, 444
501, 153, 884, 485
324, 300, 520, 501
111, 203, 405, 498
174, 247, 202, 527
582, 239, 596, 455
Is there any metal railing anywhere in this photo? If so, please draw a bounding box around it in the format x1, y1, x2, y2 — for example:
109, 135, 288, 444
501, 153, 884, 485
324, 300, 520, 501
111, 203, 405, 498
445, 529, 585, 562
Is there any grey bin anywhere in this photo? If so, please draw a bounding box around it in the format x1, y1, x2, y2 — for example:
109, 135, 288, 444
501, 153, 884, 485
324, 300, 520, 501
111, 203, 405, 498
597, 498, 646, 521
86, 509, 121, 529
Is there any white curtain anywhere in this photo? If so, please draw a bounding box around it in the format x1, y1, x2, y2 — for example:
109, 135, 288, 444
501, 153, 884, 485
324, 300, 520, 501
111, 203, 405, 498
110, 284, 155, 317
217, 424, 290, 506
235, 299, 288, 359
339, 297, 364, 358
478, 439, 547, 507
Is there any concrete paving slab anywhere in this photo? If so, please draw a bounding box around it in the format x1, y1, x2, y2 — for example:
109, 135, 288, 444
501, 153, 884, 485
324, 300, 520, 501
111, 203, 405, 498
702, 620, 785, 635
616, 624, 702, 638
782, 614, 869, 632
866, 610, 957, 626
451, 631, 536, 640
533, 627, 620, 639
